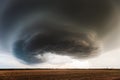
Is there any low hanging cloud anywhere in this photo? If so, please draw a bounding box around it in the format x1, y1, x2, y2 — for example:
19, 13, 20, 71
1, 48, 120, 69
0, 51, 90, 69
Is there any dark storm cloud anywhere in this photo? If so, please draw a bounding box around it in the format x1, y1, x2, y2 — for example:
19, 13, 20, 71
13, 28, 99, 64
0, 0, 119, 64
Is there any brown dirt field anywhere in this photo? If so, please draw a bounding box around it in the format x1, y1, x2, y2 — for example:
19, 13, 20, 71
0, 69, 120, 80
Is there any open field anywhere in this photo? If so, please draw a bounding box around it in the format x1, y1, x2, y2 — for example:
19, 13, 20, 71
0, 69, 120, 80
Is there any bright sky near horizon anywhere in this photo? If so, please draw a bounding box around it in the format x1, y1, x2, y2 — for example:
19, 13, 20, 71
0, 48, 120, 69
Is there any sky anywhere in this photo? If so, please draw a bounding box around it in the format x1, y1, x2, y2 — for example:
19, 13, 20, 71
0, 0, 120, 69
0, 47, 120, 69
0, 26, 120, 69
1, 23, 120, 69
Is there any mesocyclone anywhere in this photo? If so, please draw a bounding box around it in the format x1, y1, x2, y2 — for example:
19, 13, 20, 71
0, 0, 119, 64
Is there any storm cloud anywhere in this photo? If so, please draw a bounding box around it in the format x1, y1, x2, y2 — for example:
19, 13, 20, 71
0, 0, 119, 64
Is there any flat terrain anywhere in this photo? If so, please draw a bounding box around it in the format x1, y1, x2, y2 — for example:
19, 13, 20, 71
0, 69, 120, 80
